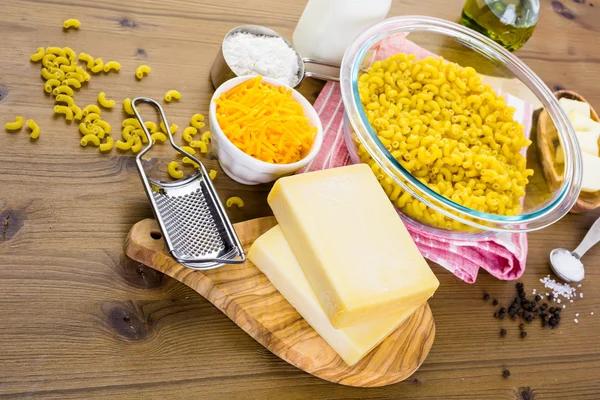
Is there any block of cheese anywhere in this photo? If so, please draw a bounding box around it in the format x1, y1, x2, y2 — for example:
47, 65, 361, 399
248, 225, 420, 366
560, 97, 590, 120
268, 164, 439, 328
575, 130, 600, 156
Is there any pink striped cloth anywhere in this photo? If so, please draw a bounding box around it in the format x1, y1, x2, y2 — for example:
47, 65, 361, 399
298, 81, 533, 283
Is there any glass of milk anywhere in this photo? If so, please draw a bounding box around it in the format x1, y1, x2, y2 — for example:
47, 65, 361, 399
293, 0, 392, 64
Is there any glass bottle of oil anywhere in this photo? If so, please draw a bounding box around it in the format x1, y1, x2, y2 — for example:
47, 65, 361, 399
460, 0, 539, 51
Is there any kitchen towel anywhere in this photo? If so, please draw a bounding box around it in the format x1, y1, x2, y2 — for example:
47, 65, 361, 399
299, 80, 533, 284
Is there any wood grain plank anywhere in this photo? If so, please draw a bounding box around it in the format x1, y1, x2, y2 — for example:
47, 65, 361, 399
0, 0, 599, 398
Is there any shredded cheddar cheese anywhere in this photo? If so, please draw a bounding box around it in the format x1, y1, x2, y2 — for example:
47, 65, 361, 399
215, 76, 317, 164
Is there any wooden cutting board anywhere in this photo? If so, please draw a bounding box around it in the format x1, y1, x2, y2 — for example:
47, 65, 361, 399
125, 217, 435, 387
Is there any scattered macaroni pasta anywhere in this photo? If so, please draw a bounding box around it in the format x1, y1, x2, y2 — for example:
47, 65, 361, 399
30, 47, 45, 62
103, 61, 121, 73
99, 136, 114, 152
189, 140, 208, 153
97, 92, 116, 108
81, 134, 100, 147
160, 121, 178, 134
226, 196, 244, 208
168, 161, 184, 179
54, 105, 74, 120
190, 113, 205, 129
209, 169, 217, 180
123, 98, 135, 115
55, 94, 75, 106
182, 126, 197, 142
135, 65, 151, 80
90, 58, 104, 73
78, 52, 94, 69
182, 156, 199, 168
82, 104, 101, 116
26, 119, 40, 139
5, 116, 24, 131
151, 132, 167, 143
63, 19, 81, 29
164, 90, 181, 102
53, 85, 74, 97
71, 104, 83, 120
200, 131, 211, 144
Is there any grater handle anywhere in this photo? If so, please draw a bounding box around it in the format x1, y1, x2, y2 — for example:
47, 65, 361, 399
131, 97, 205, 168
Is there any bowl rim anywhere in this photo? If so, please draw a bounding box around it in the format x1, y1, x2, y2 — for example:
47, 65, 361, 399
209, 75, 324, 173
340, 15, 582, 233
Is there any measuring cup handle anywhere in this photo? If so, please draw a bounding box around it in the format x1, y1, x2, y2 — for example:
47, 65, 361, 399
303, 58, 340, 82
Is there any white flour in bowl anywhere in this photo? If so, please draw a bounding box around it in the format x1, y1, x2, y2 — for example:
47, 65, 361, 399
222, 32, 300, 87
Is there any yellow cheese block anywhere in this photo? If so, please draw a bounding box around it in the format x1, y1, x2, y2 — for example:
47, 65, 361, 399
268, 164, 440, 328
248, 225, 420, 366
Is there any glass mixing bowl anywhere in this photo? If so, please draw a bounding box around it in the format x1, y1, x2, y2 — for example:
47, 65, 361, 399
340, 16, 582, 239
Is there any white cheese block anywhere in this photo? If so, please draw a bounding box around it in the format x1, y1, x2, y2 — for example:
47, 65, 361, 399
560, 97, 590, 119
570, 114, 600, 136
248, 225, 420, 366
575, 130, 600, 157
268, 164, 440, 329
581, 152, 600, 193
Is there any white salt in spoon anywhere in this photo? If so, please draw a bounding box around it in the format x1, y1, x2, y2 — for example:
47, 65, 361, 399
550, 215, 600, 282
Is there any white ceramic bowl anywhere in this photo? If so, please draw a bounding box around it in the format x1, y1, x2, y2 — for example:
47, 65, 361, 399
209, 76, 323, 185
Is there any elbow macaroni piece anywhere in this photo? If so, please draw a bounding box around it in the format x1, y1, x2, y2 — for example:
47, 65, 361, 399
190, 113, 205, 129
116, 137, 134, 150
71, 104, 83, 120
182, 156, 199, 168
123, 98, 135, 115
189, 140, 208, 153
80, 134, 100, 146
62, 78, 81, 88
97, 92, 116, 108
46, 47, 66, 57
30, 47, 45, 62
26, 119, 40, 139
356, 53, 533, 230
179, 145, 196, 156
144, 121, 157, 132
78, 52, 94, 69
131, 135, 142, 153
167, 161, 183, 179
44, 78, 61, 93
63, 47, 76, 61
122, 118, 141, 128
226, 196, 244, 208
95, 119, 112, 134
99, 136, 114, 152
200, 131, 211, 144
151, 132, 167, 143
160, 121, 178, 134
82, 104, 101, 116
5, 116, 24, 131
84, 112, 101, 124
103, 61, 121, 72
135, 65, 151, 79
63, 19, 81, 29
55, 94, 75, 106
182, 126, 197, 142
208, 169, 217, 180
52, 85, 74, 96
164, 90, 181, 102
90, 58, 104, 73
54, 105, 74, 120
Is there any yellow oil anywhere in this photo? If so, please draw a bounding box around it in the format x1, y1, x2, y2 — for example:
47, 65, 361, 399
461, 0, 539, 51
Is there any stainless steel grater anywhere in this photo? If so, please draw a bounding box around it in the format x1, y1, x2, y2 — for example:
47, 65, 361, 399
132, 97, 246, 270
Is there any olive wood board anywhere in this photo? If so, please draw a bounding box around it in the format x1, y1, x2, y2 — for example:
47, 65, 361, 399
125, 217, 435, 387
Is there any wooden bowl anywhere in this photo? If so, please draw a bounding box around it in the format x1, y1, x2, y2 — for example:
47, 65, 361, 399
537, 90, 600, 213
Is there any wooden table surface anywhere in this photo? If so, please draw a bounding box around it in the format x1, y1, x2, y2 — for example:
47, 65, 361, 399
1, 0, 599, 399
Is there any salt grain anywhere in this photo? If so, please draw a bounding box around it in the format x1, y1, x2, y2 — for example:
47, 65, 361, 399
540, 276, 577, 301
574, 318, 579, 324
592, 312, 595, 316
576, 313, 579, 317
580, 293, 584, 298
570, 300, 574, 303
577, 284, 582, 288
563, 305, 567, 308
557, 299, 561, 303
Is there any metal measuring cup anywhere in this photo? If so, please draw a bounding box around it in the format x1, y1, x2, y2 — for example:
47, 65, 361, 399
210, 25, 340, 90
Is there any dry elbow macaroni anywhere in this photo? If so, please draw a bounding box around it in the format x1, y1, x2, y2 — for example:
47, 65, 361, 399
78, 52, 94, 69
135, 65, 151, 79
90, 58, 104, 74
182, 157, 199, 168
160, 121, 178, 134
164, 90, 181, 102
5, 116, 24, 131
100, 136, 114, 152
208, 169, 217, 180
189, 140, 208, 153
226, 196, 244, 208
182, 126, 197, 142
30, 47, 45, 62
63, 19, 81, 29
151, 132, 167, 144
26, 119, 40, 139
82, 104, 101, 116
54, 105, 74, 120
168, 161, 183, 179
97, 92, 115, 108
123, 98, 135, 115
190, 114, 205, 129
356, 53, 533, 229
103, 61, 121, 73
